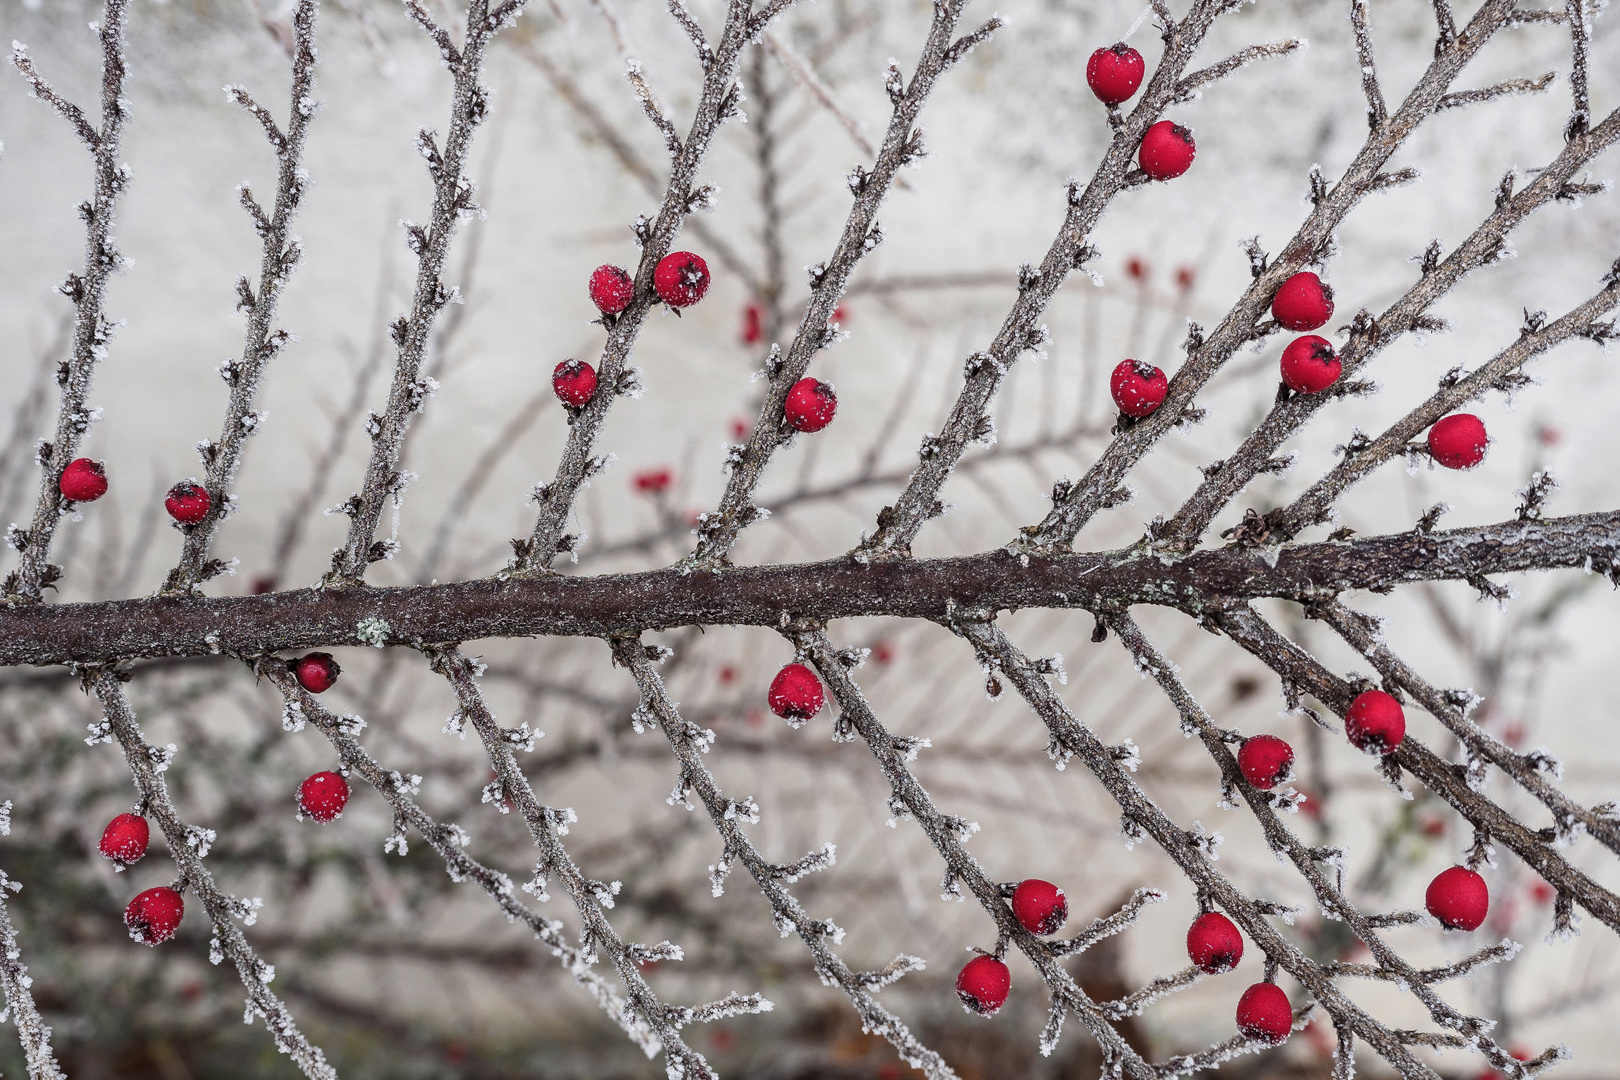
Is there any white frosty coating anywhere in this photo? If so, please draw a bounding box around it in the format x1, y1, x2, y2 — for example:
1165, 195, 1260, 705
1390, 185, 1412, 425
356, 616, 390, 647
0, 870, 65, 1079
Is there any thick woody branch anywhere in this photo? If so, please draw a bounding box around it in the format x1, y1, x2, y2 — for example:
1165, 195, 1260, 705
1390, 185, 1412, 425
166, 0, 321, 595
0, 871, 65, 1080
687, 0, 991, 566
1209, 603, 1620, 937
428, 648, 726, 1078
611, 638, 956, 1080
517, 0, 793, 572
92, 674, 337, 1079
1028, 0, 1521, 552
257, 663, 660, 1055
5, 2, 131, 602
330, 0, 527, 584
0, 510, 1613, 665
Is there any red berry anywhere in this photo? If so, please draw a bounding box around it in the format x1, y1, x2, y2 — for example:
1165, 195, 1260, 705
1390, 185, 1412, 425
293, 652, 340, 694
1271, 272, 1335, 331
1237, 735, 1295, 791
1346, 690, 1405, 755
741, 302, 763, 344
1138, 121, 1196, 180
954, 955, 1011, 1016
768, 662, 824, 723
298, 771, 350, 823
552, 359, 599, 407
1235, 982, 1293, 1044
98, 813, 150, 866
1085, 43, 1145, 105
1428, 414, 1488, 470
1426, 866, 1489, 931
1279, 335, 1342, 394
654, 252, 710, 308
1126, 256, 1149, 281
589, 264, 634, 315
125, 886, 184, 945
633, 467, 674, 496
1011, 879, 1069, 936
784, 378, 837, 433
164, 481, 211, 524
1110, 360, 1168, 418
59, 457, 108, 502
1187, 911, 1244, 974
1175, 266, 1197, 291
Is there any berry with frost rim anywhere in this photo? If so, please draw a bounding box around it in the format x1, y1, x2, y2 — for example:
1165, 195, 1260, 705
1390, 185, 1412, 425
59, 458, 108, 502
1011, 879, 1069, 936
1235, 981, 1293, 1044
1237, 735, 1294, 790
955, 955, 1011, 1016
1139, 121, 1196, 180
784, 378, 837, 433
98, 813, 149, 866
553, 359, 599, 408
1271, 272, 1335, 331
164, 482, 211, 525
589, 265, 634, 315
1346, 689, 1405, 755
125, 886, 184, 945
1426, 866, 1489, 931
1110, 360, 1168, 418
1086, 43, 1145, 105
298, 771, 350, 823
1279, 335, 1342, 394
1428, 413, 1488, 470
654, 252, 710, 308
1187, 911, 1244, 974
768, 663, 824, 723
293, 653, 340, 694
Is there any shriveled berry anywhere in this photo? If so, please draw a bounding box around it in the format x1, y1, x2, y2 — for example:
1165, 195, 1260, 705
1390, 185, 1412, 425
1011, 879, 1069, 936
98, 813, 150, 866
654, 252, 710, 308
784, 378, 837, 433
954, 955, 1011, 1016
164, 482, 211, 524
293, 653, 340, 694
1139, 121, 1196, 181
553, 359, 598, 407
1086, 43, 1145, 105
1271, 272, 1335, 331
1237, 735, 1294, 791
589, 264, 635, 315
125, 886, 184, 945
1426, 866, 1489, 931
1428, 414, 1488, 470
1110, 360, 1168, 418
1346, 690, 1405, 755
768, 663, 824, 723
1235, 982, 1293, 1044
298, 771, 350, 823
59, 458, 108, 502
1279, 335, 1342, 394
1187, 911, 1244, 974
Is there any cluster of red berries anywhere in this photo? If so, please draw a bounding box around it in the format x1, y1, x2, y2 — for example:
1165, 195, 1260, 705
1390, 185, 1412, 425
1107, 269, 1489, 469
1085, 43, 1195, 181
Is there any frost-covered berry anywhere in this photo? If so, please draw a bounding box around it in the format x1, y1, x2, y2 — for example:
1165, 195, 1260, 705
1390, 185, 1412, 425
1086, 43, 1145, 105
1235, 982, 1293, 1044
1011, 879, 1069, 936
125, 886, 184, 945
1279, 335, 1342, 394
98, 813, 149, 866
1138, 121, 1196, 181
293, 653, 340, 694
589, 264, 634, 315
784, 378, 837, 433
164, 481, 211, 524
59, 458, 108, 502
1346, 689, 1405, 755
1237, 735, 1294, 790
654, 251, 710, 308
1271, 272, 1335, 331
553, 359, 598, 408
1187, 911, 1244, 974
954, 955, 1011, 1016
1428, 414, 1488, 470
1426, 866, 1489, 931
768, 662, 824, 722
1110, 360, 1168, 418
298, 771, 350, 823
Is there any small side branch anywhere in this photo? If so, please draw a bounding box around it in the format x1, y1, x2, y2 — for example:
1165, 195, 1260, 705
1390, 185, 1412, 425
1566, 0, 1591, 139
1437, 72, 1555, 111
0, 870, 65, 1079
1351, 0, 1389, 129
92, 673, 337, 1080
